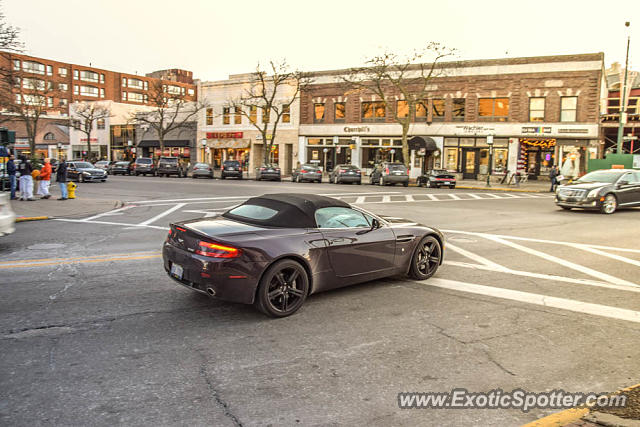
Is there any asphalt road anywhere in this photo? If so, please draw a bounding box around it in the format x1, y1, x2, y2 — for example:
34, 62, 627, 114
1, 175, 639, 426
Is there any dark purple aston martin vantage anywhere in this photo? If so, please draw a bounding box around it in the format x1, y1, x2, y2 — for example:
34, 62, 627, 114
163, 193, 444, 317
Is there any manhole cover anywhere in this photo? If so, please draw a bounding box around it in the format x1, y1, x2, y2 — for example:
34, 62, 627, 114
27, 243, 66, 250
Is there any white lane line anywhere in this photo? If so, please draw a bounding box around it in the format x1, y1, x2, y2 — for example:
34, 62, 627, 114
442, 229, 640, 254
382, 195, 391, 203
448, 194, 461, 200
426, 194, 439, 201
444, 261, 640, 293
131, 192, 401, 204
569, 244, 640, 268
81, 205, 135, 222
422, 278, 640, 324
467, 193, 483, 199
482, 193, 502, 199
54, 218, 169, 230
405, 194, 415, 202
138, 203, 186, 226
483, 234, 638, 287
445, 243, 507, 271
355, 196, 367, 204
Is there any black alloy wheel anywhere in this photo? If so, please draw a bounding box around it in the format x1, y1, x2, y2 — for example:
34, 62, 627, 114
255, 259, 309, 317
409, 235, 442, 280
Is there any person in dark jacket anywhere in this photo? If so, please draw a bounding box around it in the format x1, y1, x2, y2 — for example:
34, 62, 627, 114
17, 155, 35, 201
549, 165, 559, 192
6, 154, 16, 200
56, 158, 68, 200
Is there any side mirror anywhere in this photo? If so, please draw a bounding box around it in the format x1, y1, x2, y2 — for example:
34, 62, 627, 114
371, 218, 380, 230
618, 180, 630, 187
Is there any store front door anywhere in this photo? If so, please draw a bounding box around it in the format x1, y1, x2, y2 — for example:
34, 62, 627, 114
462, 148, 478, 179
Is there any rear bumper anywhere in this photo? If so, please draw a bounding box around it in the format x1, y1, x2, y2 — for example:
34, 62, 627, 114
222, 170, 243, 177
337, 175, 361, 182
383, 175, 408, 183
162, 242, 266, 304
300, 173, 321, 181
192, 170, 213, 177
258, 172, 280, 180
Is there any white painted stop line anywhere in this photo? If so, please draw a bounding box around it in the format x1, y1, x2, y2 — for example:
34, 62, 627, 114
423, 278, 640, 324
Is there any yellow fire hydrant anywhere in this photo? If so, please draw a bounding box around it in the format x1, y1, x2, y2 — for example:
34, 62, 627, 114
67, 181, 77, 199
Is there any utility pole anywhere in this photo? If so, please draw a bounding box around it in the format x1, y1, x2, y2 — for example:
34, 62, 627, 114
616, 21, 631, 154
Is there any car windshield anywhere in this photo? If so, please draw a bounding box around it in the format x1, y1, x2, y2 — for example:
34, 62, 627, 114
224, 161, 240, 166
262, 164, 278, 168
194, 163, 208, 168
116, 162, 129, 166
431, 169, 449, 175
302, 165, 319, 171
226, 204, 278, 220
137, 158, 152, 164
576, 171, 624, 184
387, 164, 406, 171
160, 158, 178, 163
74, 162, 93, 168
340, 165, 358, 170
96, 161, 108, 165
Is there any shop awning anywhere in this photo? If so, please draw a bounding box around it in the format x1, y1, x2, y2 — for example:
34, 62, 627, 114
138, 140, 191, 148
408, 136, 438, 152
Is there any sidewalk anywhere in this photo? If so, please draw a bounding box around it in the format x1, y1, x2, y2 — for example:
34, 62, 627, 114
11, 197, 122, 222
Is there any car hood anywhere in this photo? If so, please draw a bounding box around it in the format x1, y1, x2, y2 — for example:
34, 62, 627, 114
78, 168, 105, 173
559, 182, 611, 190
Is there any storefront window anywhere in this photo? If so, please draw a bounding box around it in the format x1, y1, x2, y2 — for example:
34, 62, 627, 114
334, 102, 345, 122
460, 138, 475, 147
432, 99, 445, 121
479, 149, 489, 174
529, 97, 545, 122
493, 148, 508, 173
396, 100, 408, 118
445, 147, 458, 171
314, 103, 325, 123
452, 98, 465, 121
444, 137, 459, 147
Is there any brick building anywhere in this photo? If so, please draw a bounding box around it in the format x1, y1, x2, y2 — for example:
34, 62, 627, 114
600, 62, 640, 155
298, 53, 605, 180
0, 52, 196, 159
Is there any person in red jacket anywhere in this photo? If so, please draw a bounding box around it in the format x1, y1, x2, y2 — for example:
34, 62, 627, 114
37, 158, 52, 199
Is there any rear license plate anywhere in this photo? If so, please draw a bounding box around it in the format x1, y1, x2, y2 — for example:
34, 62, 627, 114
393, 171, 402, 175
170, 263, 183, 279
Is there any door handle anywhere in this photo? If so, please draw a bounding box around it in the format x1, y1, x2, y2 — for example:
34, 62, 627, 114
329, 238, 346, 244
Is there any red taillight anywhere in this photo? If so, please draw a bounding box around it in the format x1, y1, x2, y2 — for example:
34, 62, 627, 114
300, 169, 307, 173
260, 167, 265, 171
175, 226, 186, 232
339, 169, 346, 173
406, 168, 410, 175
385, 167, 390, 175
195, 241, 240, 258
355, 170, 361, 174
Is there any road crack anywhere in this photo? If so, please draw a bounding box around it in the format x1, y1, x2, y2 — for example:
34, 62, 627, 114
196, 349, 243, 426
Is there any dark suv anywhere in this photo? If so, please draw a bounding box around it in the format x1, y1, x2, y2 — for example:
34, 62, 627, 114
220, 160, 243, 179
370, 162, 409, 187
133, 157, 156, 176
157, 157, 187, 178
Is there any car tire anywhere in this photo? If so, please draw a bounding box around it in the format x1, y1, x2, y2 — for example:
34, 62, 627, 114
408, 235, 442, 280
357, 180, 362, 185
561, 206, 572, 210
403, 181, 409, 187
600, 193, 617, 214
221, 175, 226, 180
79, 175, 84, 183
450, 185, 455, 189
426, 180, 432, 188
101, 179, 106, 182
254, 259, 309, 318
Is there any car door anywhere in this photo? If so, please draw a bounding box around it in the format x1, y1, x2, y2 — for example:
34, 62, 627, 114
316, 207, 396, 278
67, 163, 77, 181
620, 172, 640, 206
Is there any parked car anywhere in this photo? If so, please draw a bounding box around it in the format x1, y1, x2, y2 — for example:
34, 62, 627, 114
94, 160, 113, 173
292, 164, 322, 183
419, 169, 457, 188
163, 193, 444, 317
255, 164, 281, 181
330, 164, 361, 184
67, 161, 107, 182
0, 192, 15, 236
110, 161, 133, 175
133, 157, 156, 176
192, 162, 214, 179
157, 157, 187, 178
220, 160, 243, 179
555, 169, 640, 214
370, 162, 409, 187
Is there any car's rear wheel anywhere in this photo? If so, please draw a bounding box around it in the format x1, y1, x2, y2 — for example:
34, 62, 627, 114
403, 181, 409, 187
601, 194, 617, 214
255, 259, 309, 317
561, 206, 572, 211
409, 235, 442, 280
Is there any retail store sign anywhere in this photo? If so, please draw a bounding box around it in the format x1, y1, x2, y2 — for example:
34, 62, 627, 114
558, 128, 589, 134
343, 126, 370, 133
521, 126, 552, 134
80, 138, 98, 142
455, 125, 495, 134
206, 132, 243, 139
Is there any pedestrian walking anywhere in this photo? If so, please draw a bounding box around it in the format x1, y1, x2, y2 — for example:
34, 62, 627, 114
37, 158, 52, 199
6, 154, 17, 200
17, 155, 35, 201
56, 158, 68, 200
549, 165, 559, 192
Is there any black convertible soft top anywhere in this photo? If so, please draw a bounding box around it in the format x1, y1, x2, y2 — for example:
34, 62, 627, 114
222, 193, 350, 228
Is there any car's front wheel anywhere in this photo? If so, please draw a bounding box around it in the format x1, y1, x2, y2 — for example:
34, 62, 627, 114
408, 235, 442, 280
255, 259, 309, 317
600, 194, 617, 214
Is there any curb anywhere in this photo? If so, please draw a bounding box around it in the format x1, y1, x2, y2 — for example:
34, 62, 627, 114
455, 185, 547, 193
15, 216, 50, 222
522, 382, 640, 427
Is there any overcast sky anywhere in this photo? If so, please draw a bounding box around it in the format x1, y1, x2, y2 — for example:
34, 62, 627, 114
4, 0, 637, 81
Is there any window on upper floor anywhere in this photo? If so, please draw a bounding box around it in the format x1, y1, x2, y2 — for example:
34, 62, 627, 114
188, 88, 194, 96
128, 78, 144, 90
127, 92, 145, 103
80, 70, 99, 83
80, 85, 99, 97
396, 100, 408, 118
23, 61, 46, 75
334, 102, 345, 122
206, 108, 213, 125
234, 107, 242, 124
59, 83, 68, 92
452, 98, 465, 121
529, 97, 545, 122
122, 77, 127, 88
59, 67, 68, 77
415, 100, 427, 121
100, 74, 105, 83
73, 85, 79, 95
22, 77, 46, 91
478, 98, 509, 121
47, 97, 53, 107
361, 101, 385, 122
314, 103, 325, 123
97, 118, 105, 129
59, 98, 68, 107
282, 105, 291, 123
165, 84, 181, 95
44, 132, 55, 140
249, 105, 257, 123
560, 96, 577, 122
222, 107, 230, 125
13, 59, 20, 70
100, 88, 105, 98
46, 65, 53, 76
262, 106, 270, 123
73, 69, 79, 80
431, 98, 445, 121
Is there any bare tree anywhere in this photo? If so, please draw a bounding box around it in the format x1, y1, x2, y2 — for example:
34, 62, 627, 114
0, 4, 22, 52
130, 79, 206, 155
342, 43, 456, 166
227, 61, 311, 164
72, 102, 111, 161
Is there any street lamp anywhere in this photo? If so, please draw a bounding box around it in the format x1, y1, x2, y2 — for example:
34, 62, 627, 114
57, 143, 62, 160
323, 148, 329, 175
617, 21, 631, 154
390, 148, 396, 163
200, 138, 207, 164
486, 135, 494, 188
